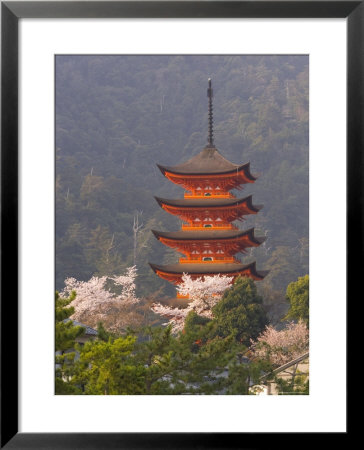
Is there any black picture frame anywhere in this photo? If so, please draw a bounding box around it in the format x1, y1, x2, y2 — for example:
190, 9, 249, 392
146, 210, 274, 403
1, 1, 358, 447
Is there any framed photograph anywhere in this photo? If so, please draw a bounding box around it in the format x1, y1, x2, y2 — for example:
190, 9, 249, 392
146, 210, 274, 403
2, 1, 358, 447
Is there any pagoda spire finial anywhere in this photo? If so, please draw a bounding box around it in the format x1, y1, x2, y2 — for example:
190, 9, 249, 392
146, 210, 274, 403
207, 78, 214, 147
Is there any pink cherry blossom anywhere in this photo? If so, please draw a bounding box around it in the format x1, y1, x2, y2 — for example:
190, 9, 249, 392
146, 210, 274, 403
61, 266, 139, 322
151, 273, 233, 333
250, 321, 309, 366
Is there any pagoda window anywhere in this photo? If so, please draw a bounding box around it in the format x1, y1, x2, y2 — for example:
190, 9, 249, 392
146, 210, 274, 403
203, 257, 213, 261
204, 224, 212, 228
204, 193, 212, 196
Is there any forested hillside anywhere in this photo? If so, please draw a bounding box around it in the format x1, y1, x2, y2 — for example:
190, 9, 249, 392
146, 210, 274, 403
56, 55, 308, 305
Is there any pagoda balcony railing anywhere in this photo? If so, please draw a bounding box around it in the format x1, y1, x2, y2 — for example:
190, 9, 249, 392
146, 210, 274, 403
179, 257, 240, 264
184, 192, 234, 199
181, 223, 238, 230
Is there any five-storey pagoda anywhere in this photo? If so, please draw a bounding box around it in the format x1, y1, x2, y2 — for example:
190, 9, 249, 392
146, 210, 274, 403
150, 79, 267, 287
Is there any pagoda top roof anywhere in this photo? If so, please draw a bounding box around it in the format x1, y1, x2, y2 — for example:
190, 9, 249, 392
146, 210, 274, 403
149, 261, 268, 279
157, 147, 256, 178
151, 228, 265, 245
155, 195, 262, 212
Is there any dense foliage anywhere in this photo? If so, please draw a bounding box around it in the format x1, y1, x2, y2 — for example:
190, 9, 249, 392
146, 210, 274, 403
274, 373, 309, 395
211, 277, 268, 345
284, 275, 309, 326
55, 274, 310, 395
56, 55, 309, 303
55, 291, 85, 394
59, 321, 268, 395
55, 277, 273, 395
55, 291, 85, 351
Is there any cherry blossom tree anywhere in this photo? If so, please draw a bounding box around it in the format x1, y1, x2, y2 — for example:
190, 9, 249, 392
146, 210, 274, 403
151, 273, 233, 333
249, 320, 309, 366
150, 303, 189, 333
61, 266, 139, 323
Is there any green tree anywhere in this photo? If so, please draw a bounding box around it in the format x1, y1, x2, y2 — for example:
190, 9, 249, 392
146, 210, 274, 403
211, 277, 268, 345
130, 324, 233, 395
274, 373, 309, 395
284, 274, 309, 326
74, 335, 143, 395
166, 322, 240, 395
96, 321, 117, 342
55, 291, 85, 394
55, 291, 85, 352
59, 321, 259, 395
226, 357, 271, 395
183, 312, 271, 395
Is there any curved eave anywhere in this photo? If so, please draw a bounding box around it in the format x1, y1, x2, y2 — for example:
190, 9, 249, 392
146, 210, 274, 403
149, 262, 268, 280
154, 195, 262, 213
157, 162, 256, 181
152, 228, 265, 246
